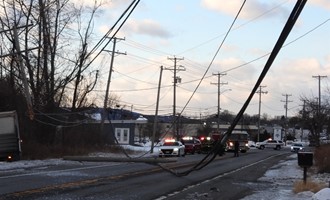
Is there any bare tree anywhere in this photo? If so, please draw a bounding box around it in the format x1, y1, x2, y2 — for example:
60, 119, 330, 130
0, 0, 104, 113
299, 95, 329, 146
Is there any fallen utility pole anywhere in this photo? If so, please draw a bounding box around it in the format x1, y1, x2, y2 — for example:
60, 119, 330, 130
221, 0, 307, 148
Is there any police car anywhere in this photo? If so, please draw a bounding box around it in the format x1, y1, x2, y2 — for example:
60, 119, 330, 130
159, 139, 185, 157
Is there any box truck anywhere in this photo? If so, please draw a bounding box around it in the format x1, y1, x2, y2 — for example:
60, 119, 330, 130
0, 110, 22, 161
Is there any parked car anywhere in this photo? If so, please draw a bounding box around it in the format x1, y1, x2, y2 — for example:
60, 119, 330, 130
159, 139, 185, 157
291, 143, 305, 152
181, 137, 201, 154
256, 139, 284, 150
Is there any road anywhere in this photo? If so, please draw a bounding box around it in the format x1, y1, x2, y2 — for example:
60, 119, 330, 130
0, 148, 292, 199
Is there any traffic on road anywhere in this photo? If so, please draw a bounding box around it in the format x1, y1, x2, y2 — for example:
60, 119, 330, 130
0, 140, 308, 199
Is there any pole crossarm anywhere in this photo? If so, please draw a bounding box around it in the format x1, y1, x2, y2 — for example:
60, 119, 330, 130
211, 72, 228, 133
165, 57, 185, 139
312, 75, 327, 114
256, 85, 267, 142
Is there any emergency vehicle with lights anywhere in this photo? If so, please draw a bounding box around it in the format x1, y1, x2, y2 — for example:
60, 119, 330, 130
158, 139, 185, 157
225, 130, 250, 153
181, 136, 201, 154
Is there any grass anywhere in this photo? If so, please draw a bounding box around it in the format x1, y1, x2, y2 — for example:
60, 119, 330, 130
293, 180, 327, 194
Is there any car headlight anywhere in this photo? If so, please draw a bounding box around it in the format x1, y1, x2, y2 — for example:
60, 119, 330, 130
173, 148, 179, 152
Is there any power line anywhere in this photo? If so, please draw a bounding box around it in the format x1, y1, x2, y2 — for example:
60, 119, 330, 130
211, 72, 228, 133
312, 75, 327, 114
170, 0, 248, 177
281, 94, 293, 119
165, 57, 185, 139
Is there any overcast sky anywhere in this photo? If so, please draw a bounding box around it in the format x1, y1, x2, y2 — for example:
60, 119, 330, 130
85, 0, 330, 119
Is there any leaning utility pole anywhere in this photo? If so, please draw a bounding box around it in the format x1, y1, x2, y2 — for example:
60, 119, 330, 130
211, 72, 227, 133
151, 66, 163, 153
101, 37, 126, 140
165, 57, 185, 140
1, 24, 35, 119
256, 85, 267, 142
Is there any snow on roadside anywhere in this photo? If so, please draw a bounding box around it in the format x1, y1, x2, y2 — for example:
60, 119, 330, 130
0, 159, 77, 171
241, 153, 330, 200
0, 144, 158, 171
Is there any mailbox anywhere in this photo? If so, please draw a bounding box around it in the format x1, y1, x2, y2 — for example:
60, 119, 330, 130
298, 152, 313, 167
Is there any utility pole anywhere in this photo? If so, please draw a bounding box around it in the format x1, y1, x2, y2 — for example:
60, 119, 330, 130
312, 75, 327, 115
101, 37, 126, 140
151, 66, 163, 153
256, 85, 267, 142
281, 94, 292, 120
165, 57, 185, 140
301, 99, 307, 141
281, 94, 292, 143
211, 72, 227, 133
312, 75, 327, 145
1, 24, 35, 119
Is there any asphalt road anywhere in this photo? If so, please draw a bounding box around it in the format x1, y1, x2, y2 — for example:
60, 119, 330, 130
0, 148, 292, 200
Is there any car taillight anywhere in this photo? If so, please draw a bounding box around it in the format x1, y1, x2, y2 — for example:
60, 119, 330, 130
7, 155, 13, 162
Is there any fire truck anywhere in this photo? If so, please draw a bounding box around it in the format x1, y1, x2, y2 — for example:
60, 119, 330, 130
225, 130, 250, 153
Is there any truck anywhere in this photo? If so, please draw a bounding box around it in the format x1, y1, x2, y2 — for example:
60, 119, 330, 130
225, 130, 250, 153
0, 110, 22, 161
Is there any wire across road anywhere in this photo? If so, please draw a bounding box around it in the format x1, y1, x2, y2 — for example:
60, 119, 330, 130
0, 148, 292, 199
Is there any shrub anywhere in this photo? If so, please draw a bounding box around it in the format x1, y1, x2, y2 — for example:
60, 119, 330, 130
314, 144, 330, 173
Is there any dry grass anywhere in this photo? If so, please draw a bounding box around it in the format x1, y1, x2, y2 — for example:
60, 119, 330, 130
314, 144, 330, 173
293, 180, 327, 194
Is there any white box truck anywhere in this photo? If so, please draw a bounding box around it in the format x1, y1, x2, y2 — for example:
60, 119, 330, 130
0, 110, 22, 161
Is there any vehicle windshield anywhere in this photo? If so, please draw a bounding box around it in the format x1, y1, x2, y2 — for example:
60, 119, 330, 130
229, 133, 248, 141
293, 143, 303, 147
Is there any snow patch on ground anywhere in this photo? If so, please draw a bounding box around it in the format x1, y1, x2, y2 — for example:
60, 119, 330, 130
242, 154, 330, 200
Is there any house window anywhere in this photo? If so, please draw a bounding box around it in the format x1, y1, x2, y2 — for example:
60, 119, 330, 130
115, 128, 130, 144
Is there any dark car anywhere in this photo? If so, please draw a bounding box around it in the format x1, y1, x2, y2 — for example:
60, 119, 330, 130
181, 137, 202, 154
199, 136, 214, 153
